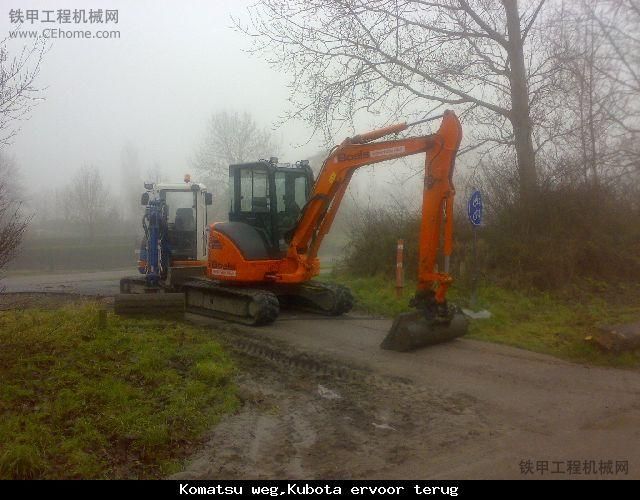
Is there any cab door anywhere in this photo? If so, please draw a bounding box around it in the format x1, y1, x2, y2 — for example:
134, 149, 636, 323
274, 169, 310, 243
161, 189, 197, 260
229, 163, 279, 251
196, 190, 209, 260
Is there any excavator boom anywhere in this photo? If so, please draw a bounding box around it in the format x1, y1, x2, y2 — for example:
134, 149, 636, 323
288, 110, 467, 350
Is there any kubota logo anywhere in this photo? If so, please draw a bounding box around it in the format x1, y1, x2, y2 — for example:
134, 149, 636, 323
337, 151, 370, 162
210, 260, 237, 277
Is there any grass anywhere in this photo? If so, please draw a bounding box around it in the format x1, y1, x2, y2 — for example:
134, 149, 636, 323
0, 302, 238, 479
328, 273, 640, 368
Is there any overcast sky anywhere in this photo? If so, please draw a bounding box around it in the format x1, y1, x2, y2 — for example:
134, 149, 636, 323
1, 1, 325, 193
1, 0, 443, 207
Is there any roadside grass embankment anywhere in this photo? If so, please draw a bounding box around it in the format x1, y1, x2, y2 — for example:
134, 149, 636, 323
0, 302, 237, 479
329, 273, 640, 368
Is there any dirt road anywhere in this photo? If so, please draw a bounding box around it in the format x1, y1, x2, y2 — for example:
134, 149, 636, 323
180, 313, 640, 479
4, 270, 640, 479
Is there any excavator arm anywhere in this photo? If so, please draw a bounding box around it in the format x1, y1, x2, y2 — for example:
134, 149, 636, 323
290, 110, 463, 312
287, 110, 467, 351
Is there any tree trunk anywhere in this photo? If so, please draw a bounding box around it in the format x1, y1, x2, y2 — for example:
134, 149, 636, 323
503, 0, 538, 204
586, 18, 600, 186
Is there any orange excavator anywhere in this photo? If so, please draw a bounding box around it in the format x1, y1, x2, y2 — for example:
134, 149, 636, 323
117, 110, 468, 351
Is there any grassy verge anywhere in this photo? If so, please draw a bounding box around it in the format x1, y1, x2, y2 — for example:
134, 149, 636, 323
329, 273, 640, 367
0, 302, 237, 479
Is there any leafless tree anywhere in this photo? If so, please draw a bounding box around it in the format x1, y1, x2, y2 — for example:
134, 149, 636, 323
587, 2, 640, 111
0, 151, 20, 201
540, 1, 610, 185
0, 30, 45, 274
0, 153, 28, 274
194, 110, 279, 220
584, 0, 640, 182
238, 0, 555, 204
65, 166, 110, 241
0, 183, 28, 273
194, 110, 279, 181
539, 0, 640, 188
0, 29, 46, 147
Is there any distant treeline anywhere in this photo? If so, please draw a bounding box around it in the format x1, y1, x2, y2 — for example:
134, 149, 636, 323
8, 236, 140, 271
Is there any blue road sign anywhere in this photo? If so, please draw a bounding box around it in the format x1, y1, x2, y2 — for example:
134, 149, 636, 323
468, 190, 483, 226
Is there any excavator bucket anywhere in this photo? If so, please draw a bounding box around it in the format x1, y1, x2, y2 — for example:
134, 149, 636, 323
380, 310, 468, 352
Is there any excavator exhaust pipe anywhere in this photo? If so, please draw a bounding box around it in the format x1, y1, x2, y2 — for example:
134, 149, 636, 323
381, 309, 468, 352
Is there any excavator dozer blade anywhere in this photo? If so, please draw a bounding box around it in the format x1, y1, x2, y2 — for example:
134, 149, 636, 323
380, 310, 468, 352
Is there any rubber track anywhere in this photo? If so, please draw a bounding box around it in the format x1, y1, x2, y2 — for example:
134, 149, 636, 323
281, 281, 355, 316
321, 282, 355, 316
183, 279, 280, 326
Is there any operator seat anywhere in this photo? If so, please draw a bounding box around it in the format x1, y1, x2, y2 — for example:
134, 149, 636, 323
175, 208, 195, 231
171, 208, 197, 259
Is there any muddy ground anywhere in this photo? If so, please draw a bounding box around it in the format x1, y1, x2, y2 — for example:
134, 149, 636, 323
1, 293, 487, 479
3, 286, 640, 479
172, 334, 487, 480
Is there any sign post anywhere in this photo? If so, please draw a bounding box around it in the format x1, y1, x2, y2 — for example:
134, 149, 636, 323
467, 190, 483, 309
396, 239, 404, 298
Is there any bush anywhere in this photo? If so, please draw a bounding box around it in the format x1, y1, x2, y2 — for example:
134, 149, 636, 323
483, 183, 640, 288
339, 183, 640, 290
341, 205, 421, 279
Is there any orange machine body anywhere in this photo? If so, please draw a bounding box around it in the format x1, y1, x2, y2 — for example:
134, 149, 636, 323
206, 111, 462, 303
206, 229, 320, 284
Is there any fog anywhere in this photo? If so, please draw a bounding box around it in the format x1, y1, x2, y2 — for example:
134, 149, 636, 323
1, 0, 334, 196
1, 0, 483, 248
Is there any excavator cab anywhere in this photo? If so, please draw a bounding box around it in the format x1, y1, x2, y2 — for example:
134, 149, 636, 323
118, 178, 212, 300
157, 183, 212, 262
228, 159, 314, 257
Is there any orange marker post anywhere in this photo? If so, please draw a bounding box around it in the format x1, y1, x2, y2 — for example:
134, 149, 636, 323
396, 239, 404, 297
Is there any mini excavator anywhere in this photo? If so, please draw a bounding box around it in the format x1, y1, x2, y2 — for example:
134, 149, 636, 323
116, 110, 468, 351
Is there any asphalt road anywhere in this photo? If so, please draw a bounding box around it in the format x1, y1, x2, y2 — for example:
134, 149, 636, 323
1, 269, 132, 296
4, 269, 640, 478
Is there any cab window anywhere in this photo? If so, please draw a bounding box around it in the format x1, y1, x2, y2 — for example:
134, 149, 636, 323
294, 175, 306, 208
162, 190, 196, 230
275, 172, 308, 215
238, 167, 269, 212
